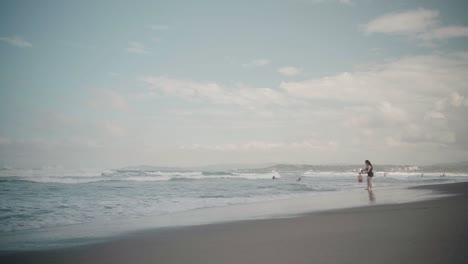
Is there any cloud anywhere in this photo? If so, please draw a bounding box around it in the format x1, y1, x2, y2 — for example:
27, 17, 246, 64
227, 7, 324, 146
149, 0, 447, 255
419, 26, 468, 41
242, 59, 270, 68
100, 121, 127, 138
142, 76, 288, 107
277, 66, 303, 77
378, 101, 408, 124
0, 35, 32, 48
364, 8, 438, 35
424, 111, 445, 120
89, 90, 129, 112
449, 92, 465, 107
142, 52, 468, 157
179, 139, 338, 152
428, 91, 468, 147
363, 8, 468, 45
280, 52, 468, 147
126, 41, 149, 54
280, 52, 468, 103
107, 91, 129, 111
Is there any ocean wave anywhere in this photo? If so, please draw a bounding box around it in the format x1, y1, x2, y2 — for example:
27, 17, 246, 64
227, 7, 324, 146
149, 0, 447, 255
4, 167, 465, 185
198, 195, 226, 198
0, 167, 103, 178
301, 170, 468, 178
0, 171, 281, 184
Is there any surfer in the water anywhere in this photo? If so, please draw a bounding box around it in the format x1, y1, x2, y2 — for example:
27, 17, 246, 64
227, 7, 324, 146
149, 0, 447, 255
360, 160, 374, 191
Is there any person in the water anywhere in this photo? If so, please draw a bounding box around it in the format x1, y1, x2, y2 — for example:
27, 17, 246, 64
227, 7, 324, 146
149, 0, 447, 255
360, 160, 374, 191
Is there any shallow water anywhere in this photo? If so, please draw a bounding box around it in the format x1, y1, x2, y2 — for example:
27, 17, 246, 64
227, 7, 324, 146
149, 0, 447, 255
1, 167, 467, 250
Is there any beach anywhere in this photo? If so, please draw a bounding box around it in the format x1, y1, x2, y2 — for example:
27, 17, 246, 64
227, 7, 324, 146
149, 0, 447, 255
1, 182, 467, 264
3, 1, 468, 263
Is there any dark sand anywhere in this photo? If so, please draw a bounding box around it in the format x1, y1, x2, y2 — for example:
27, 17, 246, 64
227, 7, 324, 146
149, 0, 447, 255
2, 182, 468, 264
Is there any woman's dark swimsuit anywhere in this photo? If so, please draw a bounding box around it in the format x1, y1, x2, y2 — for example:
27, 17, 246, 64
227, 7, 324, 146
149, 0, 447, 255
364, 166, 374, 177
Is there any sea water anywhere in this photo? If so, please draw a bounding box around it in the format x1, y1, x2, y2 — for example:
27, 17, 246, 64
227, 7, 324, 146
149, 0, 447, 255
1, 166, 467, 251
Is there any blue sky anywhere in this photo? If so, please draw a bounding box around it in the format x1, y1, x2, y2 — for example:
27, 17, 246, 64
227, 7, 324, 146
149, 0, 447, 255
1, 0, 468, 168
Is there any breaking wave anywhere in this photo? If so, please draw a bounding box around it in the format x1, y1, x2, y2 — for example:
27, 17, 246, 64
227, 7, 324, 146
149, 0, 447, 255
0, 168, 281, 184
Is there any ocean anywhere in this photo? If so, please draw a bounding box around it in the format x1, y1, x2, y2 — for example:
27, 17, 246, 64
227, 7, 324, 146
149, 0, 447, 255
1, 165, 467, 251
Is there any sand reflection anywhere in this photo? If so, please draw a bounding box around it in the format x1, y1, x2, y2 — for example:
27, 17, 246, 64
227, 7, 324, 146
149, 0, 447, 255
368, 190, 376, 203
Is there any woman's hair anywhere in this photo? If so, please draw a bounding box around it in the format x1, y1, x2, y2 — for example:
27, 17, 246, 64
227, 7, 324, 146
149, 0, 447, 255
365, 160, 372, 166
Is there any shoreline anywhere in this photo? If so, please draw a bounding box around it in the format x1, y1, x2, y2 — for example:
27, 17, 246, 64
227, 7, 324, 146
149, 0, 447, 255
2, 182, 468, 263
0, 182, 457, 252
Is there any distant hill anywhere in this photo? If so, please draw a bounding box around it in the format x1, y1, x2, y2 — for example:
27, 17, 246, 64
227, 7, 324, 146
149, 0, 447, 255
117, 162, 468, 173
421, 161, 468, 173
235, 162, 468, 173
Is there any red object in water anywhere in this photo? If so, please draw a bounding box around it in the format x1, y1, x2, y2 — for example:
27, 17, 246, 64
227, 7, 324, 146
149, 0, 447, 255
358, 174, 363, 183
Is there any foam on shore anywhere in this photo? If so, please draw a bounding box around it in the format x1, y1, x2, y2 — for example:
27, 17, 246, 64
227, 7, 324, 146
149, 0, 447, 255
0, 184, 453, 251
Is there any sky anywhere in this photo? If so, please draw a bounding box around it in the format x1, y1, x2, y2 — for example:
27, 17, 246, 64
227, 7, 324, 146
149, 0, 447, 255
1, 0, 468, 168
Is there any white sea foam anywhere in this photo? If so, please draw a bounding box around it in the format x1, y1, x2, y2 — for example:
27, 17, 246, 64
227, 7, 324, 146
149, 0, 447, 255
0, 168, 282, 184
0, 167, 103, 177
1, 165, 468, 252
0, 184, 457, 251
124, 176, 173, 182
143, 171, 203, 177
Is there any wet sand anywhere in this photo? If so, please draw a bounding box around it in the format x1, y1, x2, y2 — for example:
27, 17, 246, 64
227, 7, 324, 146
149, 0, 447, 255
2, 182, 468, 264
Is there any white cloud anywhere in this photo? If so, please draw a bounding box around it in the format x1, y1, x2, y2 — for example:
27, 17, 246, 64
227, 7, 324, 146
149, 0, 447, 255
419, 26, 468, 40
281, 52, 468, 148
142, 52, 468, 157
281, 53, 468, 103
126, 41, 149, 54
100, 121, 127, 138
180, 139, 338, 152
433, 92, 468, 112
424, 111, 445, 120
89, 90, 129, 112
449, 92, 465, 107
107, 91, 129, 111
277, 66, 302, 77
242, 59, 270, 68
142, 76, 288, 107
364, 8, 438, 35
434, 98, 447, 111
385, 136, 402, 147
364, 8, 468, 44
378, 101, 408, 123
0, 35, 32, 48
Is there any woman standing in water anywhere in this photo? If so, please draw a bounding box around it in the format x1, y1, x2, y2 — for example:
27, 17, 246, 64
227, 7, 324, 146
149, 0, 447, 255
360, 160, 374, 191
